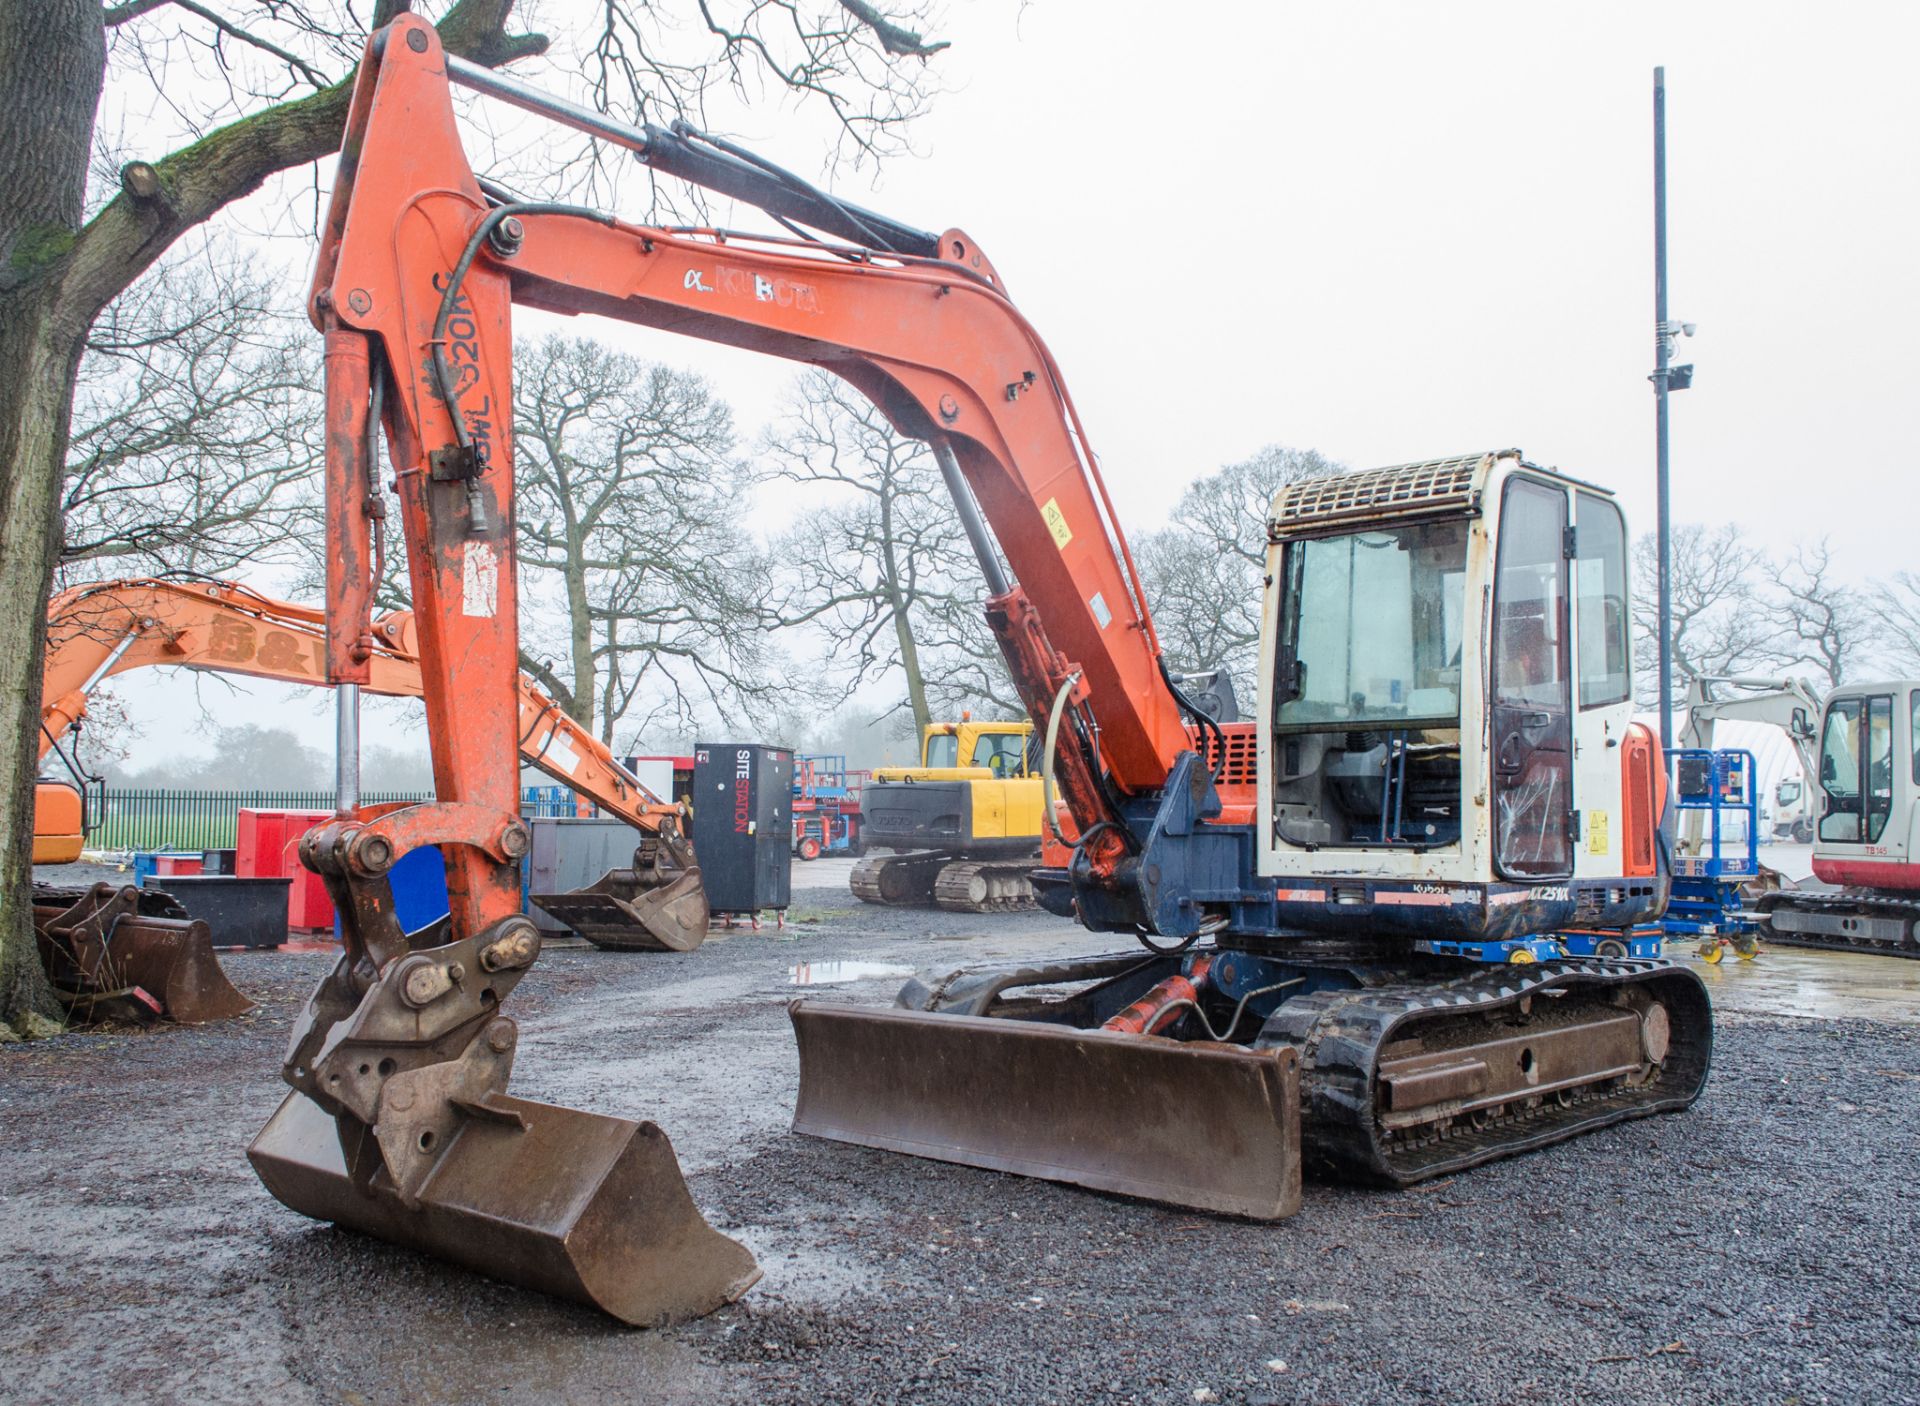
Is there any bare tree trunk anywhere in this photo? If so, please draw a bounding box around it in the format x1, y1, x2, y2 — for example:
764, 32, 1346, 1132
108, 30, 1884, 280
564, 555, 597, 734
0, 0, 544, 1033
877, 489, 930, 735
0, 302, 87, 1032
0, 0, 104, 1033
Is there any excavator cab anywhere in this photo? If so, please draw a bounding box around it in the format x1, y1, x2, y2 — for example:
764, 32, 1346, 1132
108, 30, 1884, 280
914, 719, 1034, 778
798, 452, 1708, 1208
1779, 680, 1920, 951
1256, 452, 1663, 943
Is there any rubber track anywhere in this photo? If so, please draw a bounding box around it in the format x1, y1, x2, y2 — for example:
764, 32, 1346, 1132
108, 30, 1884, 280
932, 861, 1038, 914
1757, 894, 1920, 960
1257, 958, 1713, 1186
850, 853, 941, 907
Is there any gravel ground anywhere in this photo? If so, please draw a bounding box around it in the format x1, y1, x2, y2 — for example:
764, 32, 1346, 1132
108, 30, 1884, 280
5, 867, 1919, 1406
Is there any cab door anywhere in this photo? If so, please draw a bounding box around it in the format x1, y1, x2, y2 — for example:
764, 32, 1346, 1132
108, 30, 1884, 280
1489, 477, 1574, 878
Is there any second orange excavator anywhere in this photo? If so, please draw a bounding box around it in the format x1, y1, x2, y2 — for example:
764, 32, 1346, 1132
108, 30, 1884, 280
37, 576, 708, 952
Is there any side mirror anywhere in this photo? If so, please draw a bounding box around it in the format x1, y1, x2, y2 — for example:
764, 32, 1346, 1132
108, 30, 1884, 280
1791, 707, 1810, 736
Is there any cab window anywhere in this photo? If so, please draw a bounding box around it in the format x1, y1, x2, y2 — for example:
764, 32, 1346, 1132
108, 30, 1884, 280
1868, 695, 1894, 842
1819, 694, 1895, 844
1574, 493, 1630, 708
924, 734, 959, 768
969, 731, 1027, 778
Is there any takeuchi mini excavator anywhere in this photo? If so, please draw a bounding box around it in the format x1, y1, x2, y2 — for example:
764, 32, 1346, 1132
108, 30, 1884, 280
34, 577, 709, 952
1683, 674, 1920, 956
255, 17, 1712, 1327
852, 717, 1045, 911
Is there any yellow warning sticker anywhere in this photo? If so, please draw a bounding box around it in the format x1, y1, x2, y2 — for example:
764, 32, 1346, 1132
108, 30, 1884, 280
1587, 808, 1609, 855
1041, 497, 1073, 549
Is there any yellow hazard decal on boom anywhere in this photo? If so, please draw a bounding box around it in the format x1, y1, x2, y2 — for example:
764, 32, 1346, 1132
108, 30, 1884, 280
1041, 498, 1072, 549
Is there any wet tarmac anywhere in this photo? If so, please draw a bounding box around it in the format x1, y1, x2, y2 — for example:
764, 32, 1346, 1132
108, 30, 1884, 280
6, 865, 1917, 1406
1680, 940, 1920, 1025
788, 959, 916, 985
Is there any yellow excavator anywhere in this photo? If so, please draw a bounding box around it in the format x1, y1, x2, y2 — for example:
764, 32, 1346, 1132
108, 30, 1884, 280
851, 716, 1046, 911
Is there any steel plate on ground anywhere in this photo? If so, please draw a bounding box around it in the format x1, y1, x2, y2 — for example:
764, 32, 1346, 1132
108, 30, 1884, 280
249, 1089, 759, 1326
789, 1001, 1301, 1220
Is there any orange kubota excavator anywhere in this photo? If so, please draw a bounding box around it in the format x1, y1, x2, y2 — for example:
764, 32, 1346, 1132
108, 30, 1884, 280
36, 577, 708, 954
249, 17, 1712, 1327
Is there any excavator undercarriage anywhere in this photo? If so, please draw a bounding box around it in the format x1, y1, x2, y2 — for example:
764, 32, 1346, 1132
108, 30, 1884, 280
795, 946, 1709, 1214
850, 851, 1039, 912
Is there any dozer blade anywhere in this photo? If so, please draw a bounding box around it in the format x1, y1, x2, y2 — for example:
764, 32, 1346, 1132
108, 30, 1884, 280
249, 1088, 761, 1326
531, 867, 710, 952
790, 1002, 1301, 1219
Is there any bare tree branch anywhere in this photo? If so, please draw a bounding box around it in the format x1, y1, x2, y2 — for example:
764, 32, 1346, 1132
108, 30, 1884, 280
1631, 523, 1783, 708
168, 1, 335, 91
762, 368, 1009, 733
839, 0, 949, 58
103, 0, 177, 26
55, 234, 322, 580
514, 333, 781, 744
1134, 444, 1342, 705
1765, 539, 1870, 689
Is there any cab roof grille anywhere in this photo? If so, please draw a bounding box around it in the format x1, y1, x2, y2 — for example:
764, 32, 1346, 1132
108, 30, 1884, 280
1269, 450, 1516, 537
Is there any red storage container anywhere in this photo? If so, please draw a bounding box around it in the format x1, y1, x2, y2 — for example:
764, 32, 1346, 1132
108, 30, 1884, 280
236, 808, 335, 932
153, 854, 204, 877
287, 864, 334, 932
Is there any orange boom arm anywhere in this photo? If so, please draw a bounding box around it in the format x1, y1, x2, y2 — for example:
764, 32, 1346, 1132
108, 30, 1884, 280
38, 577, 677, 837
314, 18, 1199, 916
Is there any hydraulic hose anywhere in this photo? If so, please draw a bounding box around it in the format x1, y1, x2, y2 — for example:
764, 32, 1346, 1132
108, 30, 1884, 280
1040, 669, 1082, 847
428, 201, 616, 533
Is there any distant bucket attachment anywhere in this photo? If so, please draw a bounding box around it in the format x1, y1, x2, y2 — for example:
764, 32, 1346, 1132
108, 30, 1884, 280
790, 1002, 1301, 1219
33, 882, 254, 1025
532, 865, 710, 952
250, 1088, 760, 1325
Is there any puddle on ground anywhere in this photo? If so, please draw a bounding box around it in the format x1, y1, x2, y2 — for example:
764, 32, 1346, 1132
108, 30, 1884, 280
789, 960, 915, 985
1688, 943, 1920, 1024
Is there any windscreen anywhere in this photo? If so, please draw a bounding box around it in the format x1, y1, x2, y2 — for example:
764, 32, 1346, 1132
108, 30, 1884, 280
969, 731, 1026, 776
1275, 520, 1469, 729
924, 733, 959, 768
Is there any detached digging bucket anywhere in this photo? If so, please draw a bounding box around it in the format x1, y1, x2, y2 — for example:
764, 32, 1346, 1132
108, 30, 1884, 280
531, 867, 710, 952
250, 1089, 761, 1325
33, 883, 254, 1025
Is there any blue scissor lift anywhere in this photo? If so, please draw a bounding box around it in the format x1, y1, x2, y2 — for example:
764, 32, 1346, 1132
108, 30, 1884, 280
1664, 747, 1763, 961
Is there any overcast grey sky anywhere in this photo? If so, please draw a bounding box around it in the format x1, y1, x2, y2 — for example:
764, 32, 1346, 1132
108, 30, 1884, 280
98, 1, 1920, 768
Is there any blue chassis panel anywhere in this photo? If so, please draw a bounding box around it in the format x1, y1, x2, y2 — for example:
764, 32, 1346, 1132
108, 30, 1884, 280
1047, 752, 1666, 962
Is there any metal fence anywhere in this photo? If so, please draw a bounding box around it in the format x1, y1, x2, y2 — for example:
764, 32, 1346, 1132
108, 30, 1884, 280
88, 786, 596, 854
90, 790, 435, 853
